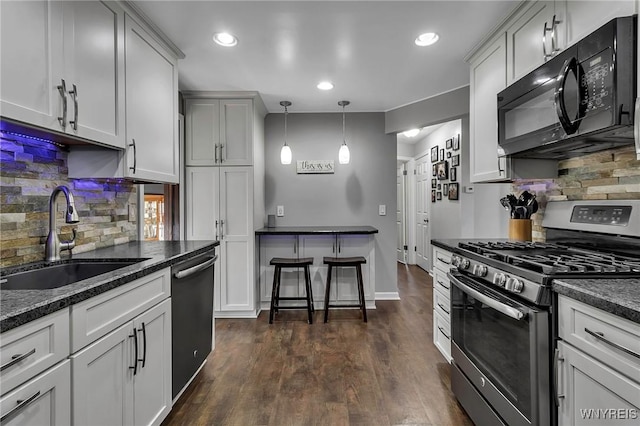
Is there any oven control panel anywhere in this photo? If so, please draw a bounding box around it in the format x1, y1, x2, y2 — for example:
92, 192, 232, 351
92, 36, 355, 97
570, 205, 631, 226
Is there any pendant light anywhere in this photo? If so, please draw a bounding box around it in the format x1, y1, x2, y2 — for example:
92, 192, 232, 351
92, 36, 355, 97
338, 100, 350, 164
280, 101, 292, 165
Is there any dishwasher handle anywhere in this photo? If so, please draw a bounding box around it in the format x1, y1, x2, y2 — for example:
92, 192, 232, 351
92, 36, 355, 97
173, 255, 217, 280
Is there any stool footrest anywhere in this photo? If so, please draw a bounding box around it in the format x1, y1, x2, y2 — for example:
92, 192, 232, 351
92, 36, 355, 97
327, 304, 364, 308
273, 305, 312, 310
275, 296, 308, 301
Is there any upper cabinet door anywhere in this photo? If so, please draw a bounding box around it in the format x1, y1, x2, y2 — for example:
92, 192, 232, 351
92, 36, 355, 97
185, 99, 220, 166
0, 0, 64, 132
124, 14, 179, 183
470, 34, 508, 183
563, 0, 636, 47
63, 1, 125, 148
220, 99, 253, 166
506, 1, 556, 85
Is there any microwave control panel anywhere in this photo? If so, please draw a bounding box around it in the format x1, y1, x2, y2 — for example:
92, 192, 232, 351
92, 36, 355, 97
571, 205, 631, 226
580, 48, 612, 112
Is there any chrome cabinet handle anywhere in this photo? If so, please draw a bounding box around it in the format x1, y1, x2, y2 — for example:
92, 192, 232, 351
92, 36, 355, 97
129, 328, 138, 375
68, 84, 78, 130
215, 220, 219, 240
215, 144, 219, 163
585, 328, 640, 359
0, 391, 41, 423
437, 302, 450, 315
437, 256, 450, 265
554, 347, 565, 407
129, 139, 137, 173
220, 219, 225, 240
0, 348, 36, 372
437, 326, 450, 340
57, 79, 67, 129
437, 279, 449, 290
173, 255, 217, 279
543, 15, 561, 60
220, 144, 224, 162
634, 98, 639, 160
138, 322, 146, 368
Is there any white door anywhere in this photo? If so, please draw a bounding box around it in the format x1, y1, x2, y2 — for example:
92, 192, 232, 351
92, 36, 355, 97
415, 155, 431, 271
133, 299, 171, 426
218, 167, 253, 312
71, 322, 134, 426
124, 14, 178, 183
397, 165, 407, 263
0, 0, 64, 132
63, 0, 125, 148
185, 167, 220, 240
220, 99, 253, 165
185, 98, 220, 166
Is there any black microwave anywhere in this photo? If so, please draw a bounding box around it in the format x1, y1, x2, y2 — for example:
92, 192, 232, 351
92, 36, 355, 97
497, 15, 637, 159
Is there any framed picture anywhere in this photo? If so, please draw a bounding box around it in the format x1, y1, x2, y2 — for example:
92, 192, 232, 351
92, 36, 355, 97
432, 164, 437, 176
431, 145, 439, 163
451, 154, 460, 167
436, 191, 442, 200
447, 151, 452, 158
450, 167, 457, 182
443, 184, 449, 196
440, 149, 445, 161
437, 183, 441, 190
431, 190, 436, 202
446, 138, 452, 149
435, 160, 448, 180
431, 179, 436, 188
449, 183, 459, 200
453, 134, 460, 150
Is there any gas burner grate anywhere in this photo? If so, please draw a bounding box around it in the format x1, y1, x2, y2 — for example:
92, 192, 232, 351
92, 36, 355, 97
509, 252, 640, 274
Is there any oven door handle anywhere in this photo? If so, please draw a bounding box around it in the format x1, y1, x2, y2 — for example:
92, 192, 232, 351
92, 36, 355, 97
448, 272, 525, 321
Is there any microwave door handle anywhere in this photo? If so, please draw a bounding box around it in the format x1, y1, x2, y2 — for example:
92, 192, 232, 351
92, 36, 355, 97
555, 57, 580, 135
447, 271, 525, 321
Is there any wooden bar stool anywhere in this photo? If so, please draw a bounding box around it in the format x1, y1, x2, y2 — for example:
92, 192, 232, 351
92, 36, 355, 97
322, 256, 367, 323
269, 257, 315, 324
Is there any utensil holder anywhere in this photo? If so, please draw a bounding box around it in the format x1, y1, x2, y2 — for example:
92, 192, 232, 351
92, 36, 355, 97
509, 219, 532, 242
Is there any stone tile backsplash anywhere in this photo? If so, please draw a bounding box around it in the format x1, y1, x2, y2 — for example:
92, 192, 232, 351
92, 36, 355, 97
1, 134, 137, 267
513, 146, 640, 241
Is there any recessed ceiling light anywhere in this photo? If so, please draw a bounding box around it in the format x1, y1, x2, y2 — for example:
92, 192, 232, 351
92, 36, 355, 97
415, 32, 439, 47
317, 81, 334, 91
213, 32, 238, 47
402, 129, 421, 138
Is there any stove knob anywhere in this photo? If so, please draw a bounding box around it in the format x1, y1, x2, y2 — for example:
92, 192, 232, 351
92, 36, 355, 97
506, 277, 524, 293
473, 265, 488, 277
493, 273, 507, 287
451, 255, 461, 268
460, 259, 470, 270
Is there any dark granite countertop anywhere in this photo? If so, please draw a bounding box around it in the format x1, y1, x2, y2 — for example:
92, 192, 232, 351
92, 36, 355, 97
0, 240, 219, 333
431, 238, 513, 252
256, 226, 379, 235
553, 278, 640, 325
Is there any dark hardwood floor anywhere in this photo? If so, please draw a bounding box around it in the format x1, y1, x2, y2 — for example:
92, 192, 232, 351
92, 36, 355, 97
163, 263, 473, 426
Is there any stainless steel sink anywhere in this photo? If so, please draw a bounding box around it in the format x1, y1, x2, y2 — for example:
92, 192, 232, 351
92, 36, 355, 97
0, 260, 146, 290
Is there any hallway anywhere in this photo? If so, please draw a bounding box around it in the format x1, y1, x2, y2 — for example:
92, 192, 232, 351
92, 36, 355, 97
163, 264, 472, 425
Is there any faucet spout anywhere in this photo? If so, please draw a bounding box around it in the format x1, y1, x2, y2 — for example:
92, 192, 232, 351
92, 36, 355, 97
45, 185, 79, 262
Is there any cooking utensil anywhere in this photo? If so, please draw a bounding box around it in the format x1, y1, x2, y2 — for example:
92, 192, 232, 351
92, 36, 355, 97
500, 197, 512, 211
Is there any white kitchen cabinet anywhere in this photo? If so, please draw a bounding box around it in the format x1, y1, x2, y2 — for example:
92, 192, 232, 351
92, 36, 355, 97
185, 166, 256, 316
0, 360, 70, 426
431, 246, 452, 362
333, 234, 374, 304
259, 235, 301, 302
185, 97, 255, 166
556, 295, 640, 426
0, 0, 124, 148
71, 298, 171, 426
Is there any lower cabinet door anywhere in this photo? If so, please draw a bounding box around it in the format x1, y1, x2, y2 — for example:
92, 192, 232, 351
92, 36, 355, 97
558, 341, 640, 426
71, 321, 134, 426
133, 299, 171, 426
433, 310, 452, 363
0, 360, 70, 426
260, 235, 300, 303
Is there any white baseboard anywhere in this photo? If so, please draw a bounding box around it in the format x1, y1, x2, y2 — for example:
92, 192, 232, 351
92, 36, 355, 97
375, 292, 401, 300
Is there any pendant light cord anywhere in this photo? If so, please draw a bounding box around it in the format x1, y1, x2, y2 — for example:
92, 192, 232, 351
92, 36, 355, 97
284, 104, 288, 146
342, 104, 346, 144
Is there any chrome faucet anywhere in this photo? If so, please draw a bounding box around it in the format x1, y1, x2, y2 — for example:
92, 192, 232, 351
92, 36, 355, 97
45, 185, 79, 262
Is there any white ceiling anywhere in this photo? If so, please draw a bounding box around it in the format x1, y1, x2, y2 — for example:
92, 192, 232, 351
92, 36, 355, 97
133, 1, 517, 114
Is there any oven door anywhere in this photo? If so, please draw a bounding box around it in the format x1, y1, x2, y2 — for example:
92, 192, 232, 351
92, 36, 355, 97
449, 270, 551, 426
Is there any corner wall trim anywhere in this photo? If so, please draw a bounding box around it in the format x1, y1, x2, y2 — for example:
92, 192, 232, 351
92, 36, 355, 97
375, 292, 401, 300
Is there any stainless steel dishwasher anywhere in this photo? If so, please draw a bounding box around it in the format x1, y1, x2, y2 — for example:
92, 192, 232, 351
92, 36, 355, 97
171, 249, 217, 399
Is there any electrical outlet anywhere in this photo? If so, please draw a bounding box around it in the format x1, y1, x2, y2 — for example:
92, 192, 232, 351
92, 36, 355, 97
128, 205, 137, 222
379, 205, 386, 216
276, 205, 284, 217
464, 186, 475, 194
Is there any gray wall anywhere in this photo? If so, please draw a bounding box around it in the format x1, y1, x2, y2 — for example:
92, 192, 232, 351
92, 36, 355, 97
264, 112, 398, 295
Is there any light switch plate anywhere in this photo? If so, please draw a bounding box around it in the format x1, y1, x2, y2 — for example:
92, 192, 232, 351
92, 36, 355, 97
379, 204, 386, 216
276, 205, 284, 217
464, 186, 474, 194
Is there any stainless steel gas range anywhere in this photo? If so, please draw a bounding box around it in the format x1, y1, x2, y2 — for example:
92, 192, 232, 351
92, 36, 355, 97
442, 200, 640, 426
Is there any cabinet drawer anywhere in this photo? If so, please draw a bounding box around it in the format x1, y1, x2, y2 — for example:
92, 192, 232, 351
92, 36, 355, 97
433, 247, 453, 273
0, 359, 70, 425
70, 268, 170, 352
434, 287, 451, 319
433, 310, 451, 363
0, 309, 69, 396
558, 295, 640, 381
433, 269, 451, 295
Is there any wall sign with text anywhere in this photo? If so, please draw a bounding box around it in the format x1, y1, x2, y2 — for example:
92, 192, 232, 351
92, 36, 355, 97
296, 160, 335, 174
